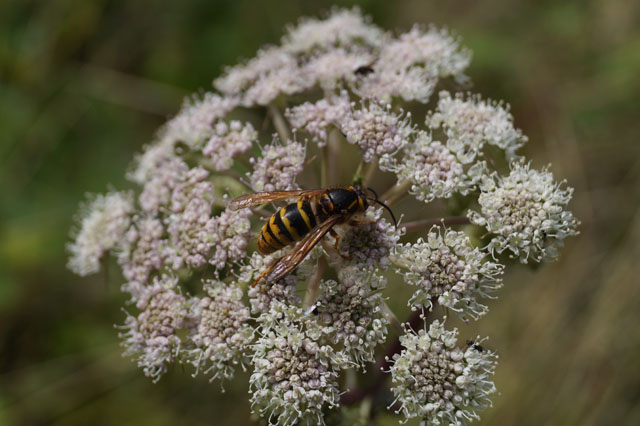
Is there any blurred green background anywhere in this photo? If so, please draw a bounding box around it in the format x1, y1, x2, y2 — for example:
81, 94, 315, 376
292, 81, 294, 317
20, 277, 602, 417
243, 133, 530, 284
1, 0, 639, 425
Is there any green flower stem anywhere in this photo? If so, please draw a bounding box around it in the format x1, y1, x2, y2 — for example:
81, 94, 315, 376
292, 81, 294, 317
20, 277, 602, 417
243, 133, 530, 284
381, 180, 412, 206
362, 157, 377, 187
303, 255, 327, 308
327, 128, 341, 186
359, 397, 373, 422
321, 146, 329, 187
381, 301, 402, 333
351, 159, 365, 184
351, 158, 377, 187
268, 103, 291, 142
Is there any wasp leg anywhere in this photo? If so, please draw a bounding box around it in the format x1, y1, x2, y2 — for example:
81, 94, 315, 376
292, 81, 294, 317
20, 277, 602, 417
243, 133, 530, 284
252, 261, 277, 287
328, 228, 351, 260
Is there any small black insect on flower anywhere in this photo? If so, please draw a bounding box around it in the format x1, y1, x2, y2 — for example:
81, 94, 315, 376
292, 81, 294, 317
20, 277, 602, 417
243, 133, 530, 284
466, 339, 485, 352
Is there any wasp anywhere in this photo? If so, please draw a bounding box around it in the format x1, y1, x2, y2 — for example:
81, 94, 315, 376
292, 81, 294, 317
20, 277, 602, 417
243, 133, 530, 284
229, 185, 396, 287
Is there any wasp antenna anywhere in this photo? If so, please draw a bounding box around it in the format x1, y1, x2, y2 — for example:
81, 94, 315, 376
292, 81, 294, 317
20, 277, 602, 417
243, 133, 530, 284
366, 187, 379, 200
369, 198, 398, 229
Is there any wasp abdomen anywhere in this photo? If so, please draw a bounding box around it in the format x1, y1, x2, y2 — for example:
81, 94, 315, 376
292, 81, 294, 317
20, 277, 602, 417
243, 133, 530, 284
257, 199, 317, 254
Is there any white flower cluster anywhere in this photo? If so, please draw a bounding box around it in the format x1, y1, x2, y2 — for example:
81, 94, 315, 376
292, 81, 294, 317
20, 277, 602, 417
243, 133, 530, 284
202, 120, 257, 171
68, 8, 578, 426
188, 280, 252, 383
239, 251, 307, 314
214, 46, 303, 106
428, 91, 528, 163
315, 267, 388, 367
249, 138, 306, 191
391, 227, 503, 320
243, 250, 324, 315
282, 8, 383, 54
394, 131, 486, 202
288, 94, 413, 168
163, 167, 219, 269
215, 9, 384, 107
285, 93, 351, 147
340, 100, 413, 166
163, 93, 238, 150
119, 216, 165, 292
67, 191, 134, 276
389, 320, 497, 425
469, 161, 579, 262
250, 304, 341, 426
138, 157, 189, 213
206, 207, 252, 270
336, 208, 403, 270
302, 47, 374, 91
128, 93, 236, 184
358, 26, 471, 103
248, 274, 300, 314
119, 275, 192, 382
214, 8, 470, 109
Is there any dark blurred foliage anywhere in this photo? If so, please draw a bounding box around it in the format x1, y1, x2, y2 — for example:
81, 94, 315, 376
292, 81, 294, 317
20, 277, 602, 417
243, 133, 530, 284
1, 0, 639, 425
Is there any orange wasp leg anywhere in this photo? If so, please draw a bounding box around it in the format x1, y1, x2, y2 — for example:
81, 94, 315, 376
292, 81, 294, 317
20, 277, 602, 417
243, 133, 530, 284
251, 262, 277, 287
328, 228, 351, 261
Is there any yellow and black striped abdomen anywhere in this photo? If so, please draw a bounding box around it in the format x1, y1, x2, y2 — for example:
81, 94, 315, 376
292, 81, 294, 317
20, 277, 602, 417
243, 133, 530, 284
257, 199, 317, 254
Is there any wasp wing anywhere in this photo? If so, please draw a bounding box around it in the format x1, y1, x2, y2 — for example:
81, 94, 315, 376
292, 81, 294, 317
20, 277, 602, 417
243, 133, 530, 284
229, 189, 327, 210
265, 214, 343, 283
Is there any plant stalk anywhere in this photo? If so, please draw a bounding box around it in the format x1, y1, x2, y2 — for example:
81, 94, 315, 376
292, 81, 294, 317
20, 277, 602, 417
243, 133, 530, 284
268, 103, 291, 142
303, 256, 327, 308
326, 128, 341, 186
381, 180, 412, 206
362, 157, 378, 188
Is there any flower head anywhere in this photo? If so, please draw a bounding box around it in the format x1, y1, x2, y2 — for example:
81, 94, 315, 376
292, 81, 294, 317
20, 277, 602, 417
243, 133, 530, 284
188, 280, 252, 383
243, 62, 312, 107
314, 267, 388, 367
391, 227, 503, 320
67, 191, 134, 276
241, 250, 318, 315
339, 100, 413, 167
302, 47, 375, 90
428, 91, 527, 163
468, 161, 579, 262
202, 120, 257, 171
127, 93, 236, 184
118, 216, 166, 296
214, 46, 297, 104
357, 26, 471, 103
67, 8, 579, 426
388, 320, 497, 425
250, 304, 340, 426
393, 131, 486, 202
163, 92, 238, 150
249, 137, 306, 191
282, 8, 383, 54
248, 275, 300, 315
207, 206, 252, 270
335, 208, 403, 271
163, 169, 217, 270
119, 275, 192, 382
286, 93, 351, 147
138, 157, 190, 213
